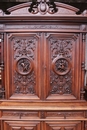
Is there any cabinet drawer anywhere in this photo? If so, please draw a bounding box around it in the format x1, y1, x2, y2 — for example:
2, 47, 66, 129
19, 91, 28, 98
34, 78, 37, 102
46, 111, 85, 119
1, 111, 39, 119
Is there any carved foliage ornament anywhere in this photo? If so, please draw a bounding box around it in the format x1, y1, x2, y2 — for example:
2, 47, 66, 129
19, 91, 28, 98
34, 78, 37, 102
29, 0, 58, 15
50, 71, 72, 94
13, 38, 36, 60
14, 71, 35, 94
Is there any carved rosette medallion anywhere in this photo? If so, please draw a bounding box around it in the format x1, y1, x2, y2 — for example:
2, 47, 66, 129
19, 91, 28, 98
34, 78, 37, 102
15, 57, 33, 75
52, 56, 71, 75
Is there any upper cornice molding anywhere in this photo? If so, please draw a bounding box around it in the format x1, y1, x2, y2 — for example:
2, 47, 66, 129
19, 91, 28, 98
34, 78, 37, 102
0, 1, 87, 23
6, 1, 79, 15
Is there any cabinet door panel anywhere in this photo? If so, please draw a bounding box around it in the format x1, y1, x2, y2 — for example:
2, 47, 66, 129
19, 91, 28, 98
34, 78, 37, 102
44, 33, 81, 100
45, 121, 82, 130
3, 121, 40, 130
5, 33, 41, 100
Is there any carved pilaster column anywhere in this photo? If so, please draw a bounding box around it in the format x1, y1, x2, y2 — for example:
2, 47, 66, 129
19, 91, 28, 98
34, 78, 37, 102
0, 33, 5, 99
81, 33, 86, 100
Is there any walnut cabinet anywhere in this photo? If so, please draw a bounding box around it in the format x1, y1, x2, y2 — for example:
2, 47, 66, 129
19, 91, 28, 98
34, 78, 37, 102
0, 1, 87, 130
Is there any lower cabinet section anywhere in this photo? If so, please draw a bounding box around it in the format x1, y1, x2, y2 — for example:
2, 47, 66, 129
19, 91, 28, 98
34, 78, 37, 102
1, 120, 84, 130
0, 110, 87, 130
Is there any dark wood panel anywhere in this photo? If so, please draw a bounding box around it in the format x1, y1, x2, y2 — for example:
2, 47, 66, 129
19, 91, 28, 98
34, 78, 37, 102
42, 121, 82, 130
3, 121, 40, 130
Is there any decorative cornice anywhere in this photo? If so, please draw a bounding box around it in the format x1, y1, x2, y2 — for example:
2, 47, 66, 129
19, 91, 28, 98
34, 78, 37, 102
6, 1, 79, 14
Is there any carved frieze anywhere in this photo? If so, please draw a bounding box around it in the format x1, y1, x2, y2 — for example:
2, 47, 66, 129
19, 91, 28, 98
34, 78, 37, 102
6, 25, 80, 30
49, 37, 73, 94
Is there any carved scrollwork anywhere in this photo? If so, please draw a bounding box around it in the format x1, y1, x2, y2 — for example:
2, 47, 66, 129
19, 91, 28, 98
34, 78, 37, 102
50, 38, 72, 60
13, 38, 36, 60
14, 71, 36, 94
28, 0, 58, 15
50, 71, 72, 94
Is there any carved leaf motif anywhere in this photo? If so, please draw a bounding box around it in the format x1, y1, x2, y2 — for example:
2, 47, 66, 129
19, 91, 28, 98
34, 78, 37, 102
13, 38, 36, 60
50, 38, 72, 60
14, 71, 36, 94
50, 71, 72, 94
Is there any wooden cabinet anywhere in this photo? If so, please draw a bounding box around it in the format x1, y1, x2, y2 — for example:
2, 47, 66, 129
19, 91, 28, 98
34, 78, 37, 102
0, 1, 87, 130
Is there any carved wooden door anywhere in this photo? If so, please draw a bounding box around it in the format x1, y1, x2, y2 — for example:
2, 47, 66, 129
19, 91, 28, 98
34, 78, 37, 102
43, 33, 82, 100
5, 33, 42, 100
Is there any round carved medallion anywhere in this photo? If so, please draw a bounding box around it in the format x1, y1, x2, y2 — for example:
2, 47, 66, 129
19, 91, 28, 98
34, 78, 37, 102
52, 56, 71, 75
15, 57, 33, 75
